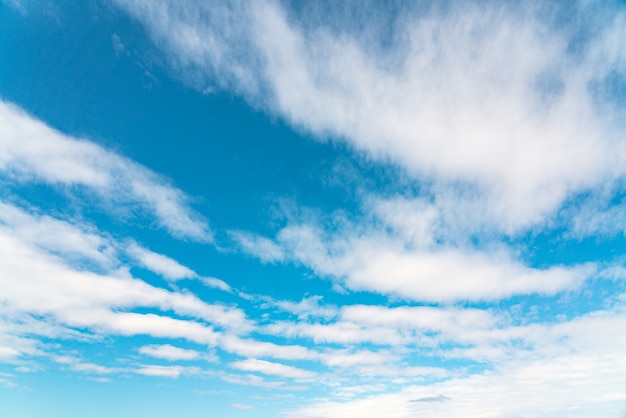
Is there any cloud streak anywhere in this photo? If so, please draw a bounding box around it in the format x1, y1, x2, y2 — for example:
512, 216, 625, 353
0, 100, 211, 241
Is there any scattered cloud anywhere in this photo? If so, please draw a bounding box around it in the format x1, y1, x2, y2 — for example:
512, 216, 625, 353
232, 403, 253, 410
0, 100, 211, 241
0, 202, 117, 269
54, 355, 116, 375
201, 277, 233, 293
127, 242, 196, 280
238, 218, 596, 302
3, 3, 626, 417
292, 349, 626, 418
138, 344, 201, 361
0, 196, 255, 372
231, 230, 285, 263
230, 358, 316, 379
135, 364, 199, 378
262, 295, 338, 320
113, 0, 626, 234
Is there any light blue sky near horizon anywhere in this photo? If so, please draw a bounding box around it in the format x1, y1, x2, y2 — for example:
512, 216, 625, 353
1, 1, 626, 417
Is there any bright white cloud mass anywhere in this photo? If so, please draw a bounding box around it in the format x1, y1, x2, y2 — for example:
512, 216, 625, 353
1, 1, 625, 417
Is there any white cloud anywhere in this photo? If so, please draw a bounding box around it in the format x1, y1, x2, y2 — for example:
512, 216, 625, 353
0, 200, 259, 369
230, 358, 315, 379
98, 312, 220, 346
5, 5, 626, 410
108, 0, 626, 305
135, 364, 199, 378
0, 228, 249, 332
0, 346, 22, 361
54, 356, 116, 375
230, 230, 285, 263
319, 349, 396, 369
264, 304, 500, 348
369, 197, 439, 247
340, 305, 497, 333
0, 311, 86, 364
0, 202, 117, 268
111, 0, 264, 95
127, 242, 196, 280
564, 192, 626, 239
232, 403, 253, 410
0, 371, 19, 389
265, 320, 402, 346
0, 198, 415, 377
219, 334, 314, 362
263, 295, 338, 320
112, 0, 626, 234
219, 372, 293, 390
283, 305, 626, 416
333, 384, 387, 399
138, 344, 201, 361
291, 351, 626, 418
0, 100, 211, 241
201, 277, 233, 293
259, 300, 626, 377
244, 221, 595, 302
336, 247, 590, 302
0, 324, 42, 362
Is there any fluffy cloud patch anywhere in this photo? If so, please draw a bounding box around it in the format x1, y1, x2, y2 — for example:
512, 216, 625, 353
138, 344, 201, 361
135, 364, 200, 378
238, 218, 595, 302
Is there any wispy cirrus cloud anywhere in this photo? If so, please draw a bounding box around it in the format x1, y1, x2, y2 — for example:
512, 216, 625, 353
0, 197, 248, 365
0, 192, 395, 382
230, 230, 286, 263
126, 242, 197, 280
230, 358, 316, 379
1, 0, 26, 14
135, 364, 200, 378
112, 0, 626, 234
0, 100, 211, 241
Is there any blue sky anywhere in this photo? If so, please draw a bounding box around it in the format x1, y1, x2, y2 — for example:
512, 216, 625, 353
1, 0, 626, 417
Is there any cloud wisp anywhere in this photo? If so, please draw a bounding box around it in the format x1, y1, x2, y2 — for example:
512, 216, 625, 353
113, 0, 626, 233
0, 100, 211, 241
